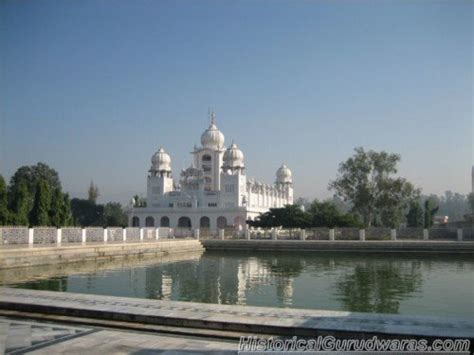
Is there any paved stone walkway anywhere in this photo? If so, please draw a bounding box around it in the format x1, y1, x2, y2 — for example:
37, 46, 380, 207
0, 316, 92, 354
0, 316, 238, 354
1, 288, 473, 340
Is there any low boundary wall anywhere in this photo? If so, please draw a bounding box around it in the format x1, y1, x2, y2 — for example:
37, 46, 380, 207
202, 240, 474, 253
1, 226, 473, 246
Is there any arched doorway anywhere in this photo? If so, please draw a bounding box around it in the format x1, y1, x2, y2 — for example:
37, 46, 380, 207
200, 216, 210, 228
160, 216, 170, 227
217, 216, 227, 229
132, 216, 140, 227
178, 216, 192, 228
145, 216, 155, 227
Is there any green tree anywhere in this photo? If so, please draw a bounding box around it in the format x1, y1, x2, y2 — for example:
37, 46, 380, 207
10, 163, 60, 198
132, 195, 147, 208
377, 178, 419, 228
0, 175, 10, 225
104, 202, 127, 227
329, 147, 420, 227
30, 180, 51, 226
423, 198, 439, 228
70, 198, 104, 226
61, 193, 73, 226
248, 205, 311, 229
88, 181, 99, 203
10, 181, 30, 225
468, 193, 474, 213
49, 187, 64, 227
308, 199, 359, 228
406, 201, 424, 227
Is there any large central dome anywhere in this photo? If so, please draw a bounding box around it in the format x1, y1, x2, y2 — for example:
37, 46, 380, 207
201, 113, 225, 150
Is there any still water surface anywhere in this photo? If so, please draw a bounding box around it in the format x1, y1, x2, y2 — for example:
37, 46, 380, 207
9, 251, 474, 317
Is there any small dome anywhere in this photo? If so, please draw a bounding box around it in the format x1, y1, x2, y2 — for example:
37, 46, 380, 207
151, 147, 171, 171
201, 114, 225, 149
276, 164, 292, 183
223, 143, 244, 168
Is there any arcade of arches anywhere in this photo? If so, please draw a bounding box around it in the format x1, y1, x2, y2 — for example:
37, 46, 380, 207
129, 215, 246, 229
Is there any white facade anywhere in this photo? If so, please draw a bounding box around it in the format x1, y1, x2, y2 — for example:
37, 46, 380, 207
129, 113, 293, 230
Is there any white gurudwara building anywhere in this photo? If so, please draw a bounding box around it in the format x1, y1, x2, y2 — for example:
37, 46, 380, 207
129, 113, 293, 232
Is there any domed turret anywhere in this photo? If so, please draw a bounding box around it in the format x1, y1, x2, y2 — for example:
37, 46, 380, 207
201, 113, 225, 150
223, 143, 244, 170
151, 147, 171, 172
276, 164, 292, 184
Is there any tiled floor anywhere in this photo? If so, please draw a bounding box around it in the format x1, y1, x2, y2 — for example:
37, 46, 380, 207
0, 317, 93, 354
0, 317, 238, 354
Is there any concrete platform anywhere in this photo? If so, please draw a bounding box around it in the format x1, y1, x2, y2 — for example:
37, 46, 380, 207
0, 240, 205, 269
0, 316, 237, 354
0, 288, 472, 342
202, 239, 474, 253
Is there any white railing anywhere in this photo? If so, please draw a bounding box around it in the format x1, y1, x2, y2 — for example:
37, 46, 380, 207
0, 226, 471, 246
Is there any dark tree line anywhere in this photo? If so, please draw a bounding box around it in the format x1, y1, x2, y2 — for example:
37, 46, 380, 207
250, 148, 471, 229
0, 163, 72, 226
0, 163, 127, 227
247, 201, 360, 229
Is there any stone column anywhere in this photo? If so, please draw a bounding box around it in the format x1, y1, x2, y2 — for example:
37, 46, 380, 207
329, 229, 335, 241
390, 229, 397, 241
301, 229, 306, 241
359, 229, 366, 241
123, 228, 127, 242
423, 229, 429, 241
272, 228, 278, 240
28, 228, 34, 246
103, 228, 108, 243
194, 228, 200, 240
245, 228, 251, 240
219, 229, 225, 240
81, 228, 86, 244
57, 228, 62, 245
155, 228, 160, 240
457, 228, 463, 242
140, 228, 144, 241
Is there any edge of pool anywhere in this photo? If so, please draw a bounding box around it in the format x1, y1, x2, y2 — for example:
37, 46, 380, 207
0, 287, 472, 341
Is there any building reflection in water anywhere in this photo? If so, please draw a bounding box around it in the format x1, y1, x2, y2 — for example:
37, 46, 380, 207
141, 252, 427, 314
10, 252, 474, 316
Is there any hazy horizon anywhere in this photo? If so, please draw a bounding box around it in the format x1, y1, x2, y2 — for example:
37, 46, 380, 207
1, 0, 472, 204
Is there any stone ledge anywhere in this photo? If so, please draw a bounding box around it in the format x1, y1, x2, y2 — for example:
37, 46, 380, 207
202, 240, 474, 253
0, 288, 472, 340
0, 240, 204, 269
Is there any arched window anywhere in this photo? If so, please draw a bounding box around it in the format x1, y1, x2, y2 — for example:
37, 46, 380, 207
178, 216, 192, 228
217, 216, 227, 229
145, 216, 155, 227
200, 216, 210, 228
132, 216, 140, 227
202, 155, 212, 162
160, 216, 170, 227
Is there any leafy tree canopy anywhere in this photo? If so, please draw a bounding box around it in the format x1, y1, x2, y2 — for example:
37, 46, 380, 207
30, 179, 51, 226
0, 175, 10, 225
70, 198, 104, 227
329, 147, 420, 227
104, 202, 128, 227
88, 181, 99, 203
10, 163, 61, 197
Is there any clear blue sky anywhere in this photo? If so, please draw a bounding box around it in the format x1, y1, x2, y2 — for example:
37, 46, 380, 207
1, 0, 472, 203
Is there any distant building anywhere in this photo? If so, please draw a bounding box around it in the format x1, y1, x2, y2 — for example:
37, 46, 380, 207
129, 113, 293, 230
